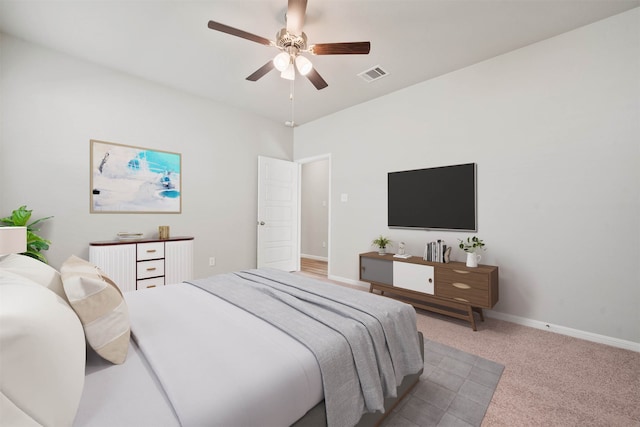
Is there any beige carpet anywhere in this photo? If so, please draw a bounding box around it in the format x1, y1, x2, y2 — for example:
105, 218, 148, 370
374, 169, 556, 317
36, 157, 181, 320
413, 310, 640, 426
298, 271, 640, 426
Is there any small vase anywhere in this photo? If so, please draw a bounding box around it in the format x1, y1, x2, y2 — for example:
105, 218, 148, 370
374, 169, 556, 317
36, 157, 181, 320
378, 247, 386, 255
466, 252, 481, 267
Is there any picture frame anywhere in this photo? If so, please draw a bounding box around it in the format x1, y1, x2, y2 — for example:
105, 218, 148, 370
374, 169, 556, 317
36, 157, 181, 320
90, 139, 182, 214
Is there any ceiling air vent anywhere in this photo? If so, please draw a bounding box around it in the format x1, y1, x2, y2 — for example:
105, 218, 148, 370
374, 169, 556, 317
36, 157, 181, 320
358, 65, 388, 83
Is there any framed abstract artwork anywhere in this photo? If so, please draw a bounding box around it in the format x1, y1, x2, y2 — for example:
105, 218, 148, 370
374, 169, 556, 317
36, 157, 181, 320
90, 140, 182, 213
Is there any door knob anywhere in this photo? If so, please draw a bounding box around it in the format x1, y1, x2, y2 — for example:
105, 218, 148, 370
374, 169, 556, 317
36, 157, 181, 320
258, 221, 265, 226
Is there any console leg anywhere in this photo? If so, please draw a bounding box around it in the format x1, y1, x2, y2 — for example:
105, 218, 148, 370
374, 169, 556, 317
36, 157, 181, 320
468, 306, 477, 331
473, 307, 485, 322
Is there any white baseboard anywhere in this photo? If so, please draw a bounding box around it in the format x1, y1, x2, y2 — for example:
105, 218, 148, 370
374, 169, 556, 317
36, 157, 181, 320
327, 274, 370, 290
300, 254, 328, 262
485, 311, 640, 353
326, 274, 640, 353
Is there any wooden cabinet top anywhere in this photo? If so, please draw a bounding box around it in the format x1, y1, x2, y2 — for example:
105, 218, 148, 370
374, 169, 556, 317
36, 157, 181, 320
359, 251, 497, 274
90, 236, 194, 246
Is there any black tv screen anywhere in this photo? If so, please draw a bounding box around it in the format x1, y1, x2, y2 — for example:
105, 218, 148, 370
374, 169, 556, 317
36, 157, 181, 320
387, 163, 477, 231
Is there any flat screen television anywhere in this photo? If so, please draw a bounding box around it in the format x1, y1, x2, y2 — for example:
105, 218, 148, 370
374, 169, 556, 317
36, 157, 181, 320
387, 163, 477, 231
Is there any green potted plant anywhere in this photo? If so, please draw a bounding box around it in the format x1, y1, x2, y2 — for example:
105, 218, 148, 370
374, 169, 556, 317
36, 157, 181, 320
458, 236, 485, 267
372, 235, 392, 255
1, 205, 53, 264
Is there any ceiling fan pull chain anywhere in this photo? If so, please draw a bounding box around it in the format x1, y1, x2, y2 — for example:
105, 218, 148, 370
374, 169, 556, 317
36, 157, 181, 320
291, 80, 295, 121
286, 80, 296, 127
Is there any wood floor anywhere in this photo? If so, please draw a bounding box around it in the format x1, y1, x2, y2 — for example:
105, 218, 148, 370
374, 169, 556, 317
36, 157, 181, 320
300, 257, 327, 277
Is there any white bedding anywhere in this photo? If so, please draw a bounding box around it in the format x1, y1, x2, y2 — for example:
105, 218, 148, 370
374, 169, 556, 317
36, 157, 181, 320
4, 257, 422, 427
191, 269, 423, 427
74, 283, 323, 427
74, 340, 180, 427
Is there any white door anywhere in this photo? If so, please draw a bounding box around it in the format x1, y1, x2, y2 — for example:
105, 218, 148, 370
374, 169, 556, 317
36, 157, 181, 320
257, 156, 299, 271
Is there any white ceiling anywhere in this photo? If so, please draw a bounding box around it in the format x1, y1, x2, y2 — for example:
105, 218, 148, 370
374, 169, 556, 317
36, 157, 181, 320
1, 0, 638, 126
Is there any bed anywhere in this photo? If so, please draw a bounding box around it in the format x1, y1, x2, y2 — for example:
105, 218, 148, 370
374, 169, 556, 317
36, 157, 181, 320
0, 254, 424, 427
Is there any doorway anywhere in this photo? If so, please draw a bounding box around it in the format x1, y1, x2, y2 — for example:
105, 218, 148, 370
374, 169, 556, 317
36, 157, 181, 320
299, 155, 330, 277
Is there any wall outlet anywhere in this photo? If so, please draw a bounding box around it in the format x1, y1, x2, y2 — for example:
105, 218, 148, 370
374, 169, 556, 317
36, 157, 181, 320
209, 257, 216, 266
322, 241, 326, 248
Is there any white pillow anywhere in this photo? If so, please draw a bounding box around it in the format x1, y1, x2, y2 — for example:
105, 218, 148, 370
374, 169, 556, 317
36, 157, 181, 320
0, 274, 86, 427
0, 253, 68, 303
0, 392, 42, 427
61, 255, 130, 365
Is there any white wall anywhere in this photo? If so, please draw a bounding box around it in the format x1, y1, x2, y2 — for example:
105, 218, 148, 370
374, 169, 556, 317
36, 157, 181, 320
301, 159, 329, 259
0, 34, 293, 278
294, 10, 640, 345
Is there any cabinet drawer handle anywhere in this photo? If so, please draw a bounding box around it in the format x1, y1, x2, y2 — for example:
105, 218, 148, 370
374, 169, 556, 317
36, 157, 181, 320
453, 269, 470, 274
146, 267, 157, 271
146, 249, 157, 253
428, 278, 433, 283
146, 285, 156, 288
453, 282, 471, 290
454, 297, 470, 303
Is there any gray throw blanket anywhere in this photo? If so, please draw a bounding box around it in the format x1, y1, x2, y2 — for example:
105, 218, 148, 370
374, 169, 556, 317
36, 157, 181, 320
186, 268, 422, 427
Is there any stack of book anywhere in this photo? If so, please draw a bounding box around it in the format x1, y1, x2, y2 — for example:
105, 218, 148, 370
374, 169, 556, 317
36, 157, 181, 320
423, 240, 451, 263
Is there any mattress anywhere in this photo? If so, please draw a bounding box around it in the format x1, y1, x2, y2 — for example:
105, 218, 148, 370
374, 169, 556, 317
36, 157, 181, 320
75, 283, 323, 427
73, 269, 423, 427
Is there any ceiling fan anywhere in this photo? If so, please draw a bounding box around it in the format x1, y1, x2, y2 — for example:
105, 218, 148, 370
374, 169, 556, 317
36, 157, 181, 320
207, 0, 371, 90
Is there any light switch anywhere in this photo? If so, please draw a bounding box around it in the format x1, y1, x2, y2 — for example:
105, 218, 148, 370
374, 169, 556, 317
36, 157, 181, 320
341, 193, 348, 202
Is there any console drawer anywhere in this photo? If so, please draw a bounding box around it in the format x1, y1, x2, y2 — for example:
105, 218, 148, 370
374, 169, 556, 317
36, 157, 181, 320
436, 282, 489, 307
137, 242, 165, 261
436, 268, 489, 307
438, 268, 489, 288
137, 276, 165, 289
137, 259, 165, 279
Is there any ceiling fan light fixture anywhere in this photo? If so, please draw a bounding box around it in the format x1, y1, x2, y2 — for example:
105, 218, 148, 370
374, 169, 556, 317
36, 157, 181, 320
281, 63, 296, 80
208, 0, 371, 93
273, 51, 291, 72
294, 55, 313, 76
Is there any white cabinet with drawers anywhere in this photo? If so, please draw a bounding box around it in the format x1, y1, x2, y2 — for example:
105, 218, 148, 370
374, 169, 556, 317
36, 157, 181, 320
90, 237, 194, 292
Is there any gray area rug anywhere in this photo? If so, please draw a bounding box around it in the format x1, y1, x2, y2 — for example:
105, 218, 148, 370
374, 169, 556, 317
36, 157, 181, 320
382, 339, 505, 427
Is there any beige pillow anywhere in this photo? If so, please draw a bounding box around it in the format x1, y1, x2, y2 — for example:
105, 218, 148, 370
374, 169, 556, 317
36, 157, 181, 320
61, 255, 130, 364
0, 274, 85, 427
0, 253, 68, 302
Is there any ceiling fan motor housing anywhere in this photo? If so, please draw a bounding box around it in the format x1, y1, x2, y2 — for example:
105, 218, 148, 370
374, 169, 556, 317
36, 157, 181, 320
276, 28, 308, 52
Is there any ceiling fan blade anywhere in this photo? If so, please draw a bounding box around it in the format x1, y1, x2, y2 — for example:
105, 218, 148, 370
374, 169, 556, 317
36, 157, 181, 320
286, 0, 307, 35
309, 42, 371, 55
306, 68, 328, 90
246, 61, 275, 81
208, 20, 272, 46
